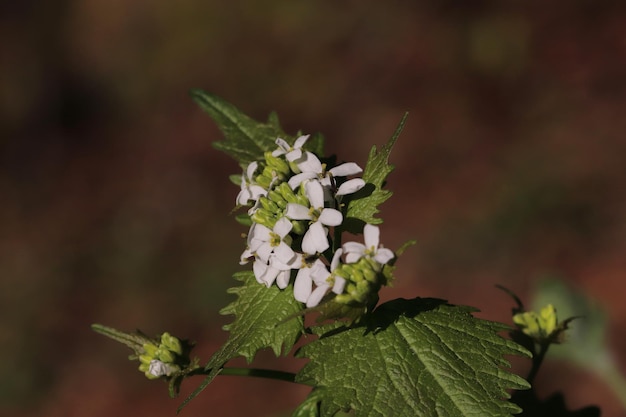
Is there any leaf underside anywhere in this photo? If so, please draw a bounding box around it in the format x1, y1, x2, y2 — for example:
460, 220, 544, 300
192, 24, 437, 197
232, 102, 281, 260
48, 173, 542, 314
179, 271, 305, 412
294, 297, 530, 417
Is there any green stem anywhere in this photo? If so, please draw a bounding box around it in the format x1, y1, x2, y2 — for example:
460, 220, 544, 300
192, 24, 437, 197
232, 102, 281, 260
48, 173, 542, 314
527, 342, 550, 385
220, 367, 299, 383
189, 366, 301, 384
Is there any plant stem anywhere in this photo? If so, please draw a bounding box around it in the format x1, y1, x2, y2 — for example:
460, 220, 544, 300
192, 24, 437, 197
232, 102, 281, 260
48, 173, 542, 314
215, 367, 300, 384
527, 342, 550, 385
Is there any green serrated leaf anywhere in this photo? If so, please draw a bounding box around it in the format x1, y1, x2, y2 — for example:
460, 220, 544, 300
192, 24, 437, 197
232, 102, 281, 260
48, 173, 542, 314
295, 297, 530, 417
179, 271, 305, 412
345, 113, 407, 225
191, 90, 325, 167
191, 90, 289, 166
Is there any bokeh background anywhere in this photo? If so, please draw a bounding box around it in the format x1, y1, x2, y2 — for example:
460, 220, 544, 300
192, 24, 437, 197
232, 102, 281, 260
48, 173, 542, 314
1, 1, 625, 416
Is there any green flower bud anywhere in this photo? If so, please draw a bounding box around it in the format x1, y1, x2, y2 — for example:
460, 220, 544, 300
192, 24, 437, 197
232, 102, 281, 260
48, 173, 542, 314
291, 219, 306, 235
264, 151, 290, 176
161, 332, 183, 355
142, 342, 158, 357
267, 190, 287, 209
256, 172, 274, 189
362, 268, 378, 283
157, 348, 176, 363
260, 196, 281, 213
351, 268, 365, 283
513, 304, 561, 342
251, 208, 276, 229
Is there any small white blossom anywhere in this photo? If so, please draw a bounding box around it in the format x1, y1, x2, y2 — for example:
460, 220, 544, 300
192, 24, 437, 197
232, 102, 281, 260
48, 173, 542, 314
253, 255, 300, 289
272, 135, 310, 163
285, 181, 343, 255
343, 224, 394, 264
245, 217, 296, 264
236, 161, 267, 206
296, 249, 343, 307
288, 151, 364, 192
148, 360, 176, 377
293, 258, 327, 303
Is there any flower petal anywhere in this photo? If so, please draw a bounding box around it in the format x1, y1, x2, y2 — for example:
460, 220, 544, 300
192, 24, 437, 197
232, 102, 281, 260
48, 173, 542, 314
332, 276, 346, 294
246, 161, 259, 179
293, 269, 312, 302
294, 134, 310, 149
273, 217, 293, 237
344, 252, 362, 264
363, 223, 380, 249
344, 242, 367, 263
286, 149, 303, 162
329, 162, 362, 177
288, 172, 316, 189
260, 265, 279, 287
274, 241, 296, 264
297, 151, 323, 174
336, 178, 365, 196
374, 248, 395, 265
285, 203, 311, 220
272, 138, 290, 156
305, 180, 325, 209
318, 208, 342, 226
239, 248, 253, 265
252, 224, 272, 241
255, 242, 273, 263
306, 284, 329, 308
341, 242, 365, 255
248, 185, 267, 200
310, 262, 330, 286
276, 270, 290, 289
330, 248, 343, 270
302, 222, 329, 254
253, 260, 268, 284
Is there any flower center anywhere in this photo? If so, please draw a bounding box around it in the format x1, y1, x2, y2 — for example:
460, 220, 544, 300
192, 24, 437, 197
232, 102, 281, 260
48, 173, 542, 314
269, 232, 282, 247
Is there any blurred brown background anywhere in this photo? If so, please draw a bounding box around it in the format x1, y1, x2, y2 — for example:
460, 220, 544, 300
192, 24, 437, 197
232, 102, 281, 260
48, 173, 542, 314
1, 1, 625, 416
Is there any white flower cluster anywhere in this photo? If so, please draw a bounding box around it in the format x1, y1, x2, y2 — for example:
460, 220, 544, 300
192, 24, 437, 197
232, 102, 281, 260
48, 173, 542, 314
237, 135, 394, 308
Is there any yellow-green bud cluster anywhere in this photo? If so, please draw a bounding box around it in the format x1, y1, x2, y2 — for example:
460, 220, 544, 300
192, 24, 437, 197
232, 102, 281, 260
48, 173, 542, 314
333, 257, 391, 306
254, 152, 291, 189
513, 304, 560, 343
138, 332, 184, 380
252, 182, 309, 233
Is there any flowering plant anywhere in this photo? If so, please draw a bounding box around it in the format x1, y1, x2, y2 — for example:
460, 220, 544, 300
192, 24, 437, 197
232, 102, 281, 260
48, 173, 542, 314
93, 91, 595, 416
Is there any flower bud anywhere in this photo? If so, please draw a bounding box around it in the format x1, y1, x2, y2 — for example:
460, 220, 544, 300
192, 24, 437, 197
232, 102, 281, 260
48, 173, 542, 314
513, 304, 562, 343
264, 152, 291, 176
161, 332, 183, 355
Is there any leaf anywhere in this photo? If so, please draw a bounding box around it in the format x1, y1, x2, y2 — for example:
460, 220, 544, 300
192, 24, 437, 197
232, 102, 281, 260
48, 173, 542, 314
191, 90, 288, 166
191, 90, 324, 166
345, 113, 407, 225
179, 271, 305, 411
295, 297, 530, 417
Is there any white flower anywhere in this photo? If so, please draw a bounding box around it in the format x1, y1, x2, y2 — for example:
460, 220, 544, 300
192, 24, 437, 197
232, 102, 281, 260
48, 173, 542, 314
148, 360, 176, 377
293, 258, 327, 303
287, 151, 364, 193
294, 249, 343, 307
285, 181, 343, 254
236, 161, 267, 206
253, 254, 301, 289
342, 224, 394, 264
245, 217, 296, 264
272, 135, 310, 163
